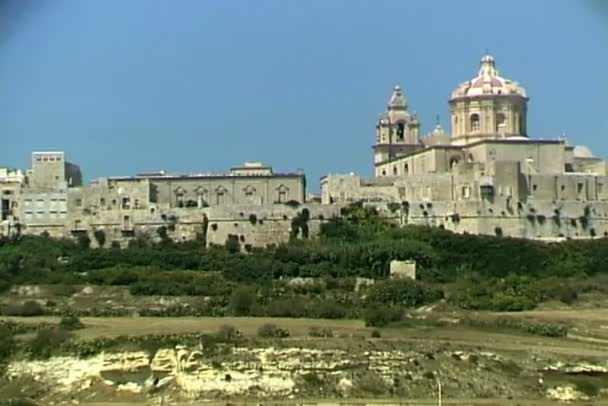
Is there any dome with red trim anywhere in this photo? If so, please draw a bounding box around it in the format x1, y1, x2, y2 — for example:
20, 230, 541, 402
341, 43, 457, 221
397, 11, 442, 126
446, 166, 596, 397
450, 54, 527, 100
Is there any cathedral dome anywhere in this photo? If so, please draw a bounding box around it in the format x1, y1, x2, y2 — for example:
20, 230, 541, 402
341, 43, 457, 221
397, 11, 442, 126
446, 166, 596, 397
450, 54, 527, 100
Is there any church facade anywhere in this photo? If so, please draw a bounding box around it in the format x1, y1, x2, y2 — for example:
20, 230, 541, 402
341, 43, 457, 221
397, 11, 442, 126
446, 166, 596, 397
322, 54, 608, 239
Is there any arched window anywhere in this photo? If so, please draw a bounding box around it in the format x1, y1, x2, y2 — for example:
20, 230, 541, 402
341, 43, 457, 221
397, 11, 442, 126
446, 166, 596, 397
470, 114, 480, 133
276, 185, 289, 203
396, 122, 405, 141
381, 170, 386, 176
404, 163, 409, 174
449, 156, 461, 169
393, 166, 397, 175
496, 113, 506, 133
174, 187, 186, 208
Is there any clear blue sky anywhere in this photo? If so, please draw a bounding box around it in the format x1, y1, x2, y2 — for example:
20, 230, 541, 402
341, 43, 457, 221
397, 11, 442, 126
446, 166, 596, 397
1, 0, 607, 191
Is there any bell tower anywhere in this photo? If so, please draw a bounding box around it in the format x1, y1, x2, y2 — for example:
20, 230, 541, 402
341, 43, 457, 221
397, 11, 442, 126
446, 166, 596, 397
373, 85, 422, 166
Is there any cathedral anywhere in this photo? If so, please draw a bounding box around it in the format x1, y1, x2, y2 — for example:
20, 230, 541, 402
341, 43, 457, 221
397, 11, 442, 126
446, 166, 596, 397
322, 54, 608, 239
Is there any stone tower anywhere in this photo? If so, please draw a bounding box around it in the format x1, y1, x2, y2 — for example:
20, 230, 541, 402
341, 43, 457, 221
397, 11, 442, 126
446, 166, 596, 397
449, 54, 528, 145
373, 85, 422, 165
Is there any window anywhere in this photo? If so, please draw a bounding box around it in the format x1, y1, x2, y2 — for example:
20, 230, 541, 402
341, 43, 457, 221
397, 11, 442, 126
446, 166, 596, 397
462, 185, 471, 199
496, 112, 506, 132
100, 198, 106, 206
532, 184, 537, 192
404, 163, 409, 174
174, 187, 185, 208
396, 122, 405, 141
381, 170, 386, 176
216, 191, 225, 205
121, 197, 130, 209
75, 198, 82, 207
393, 166, 397, 175
243, 185, 256, 197
276, 185, 289, 203
470, 114, 480, 132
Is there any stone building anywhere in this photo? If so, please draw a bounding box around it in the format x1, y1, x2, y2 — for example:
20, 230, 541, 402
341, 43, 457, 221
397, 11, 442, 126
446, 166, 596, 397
322, 54, 608, 239
0, 154, 317, 248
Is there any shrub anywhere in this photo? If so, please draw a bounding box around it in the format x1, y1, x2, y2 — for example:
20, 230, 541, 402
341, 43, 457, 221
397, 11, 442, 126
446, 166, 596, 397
156, 226, 169, 242
576, 379, 600, 397
77, 233, 91, 249
28, 327, 71, 359
216, 324, 240, 341
0, 325, 16, 363
229, 286, 257, 316
59, 315, 84, 331
366, 279, 443, 308
313, 301, 348, 319
387, 202, 400, 213
93, 229, 106, 247
363, 305, 402, 327
3, 301, 45, 317
308, 327, 333, 338
225, 234, 241, 254
248, 214, 257, 225
370, 329, 381, 338
356, 371, 389, 395
257, 323, 289, 338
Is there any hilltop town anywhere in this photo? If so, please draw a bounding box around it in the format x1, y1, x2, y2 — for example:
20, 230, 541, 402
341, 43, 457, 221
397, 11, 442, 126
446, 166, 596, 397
1, 54, 607, 247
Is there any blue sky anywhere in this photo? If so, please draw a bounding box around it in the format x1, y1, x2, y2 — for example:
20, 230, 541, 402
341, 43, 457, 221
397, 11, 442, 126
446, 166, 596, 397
0, 0, 607, 191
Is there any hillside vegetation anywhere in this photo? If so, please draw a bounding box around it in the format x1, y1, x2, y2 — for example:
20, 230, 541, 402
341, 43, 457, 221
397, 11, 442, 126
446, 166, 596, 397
1, 202, 607, 321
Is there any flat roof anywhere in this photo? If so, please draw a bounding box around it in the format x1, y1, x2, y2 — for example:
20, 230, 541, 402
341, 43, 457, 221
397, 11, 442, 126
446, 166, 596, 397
108, 172, 304, 181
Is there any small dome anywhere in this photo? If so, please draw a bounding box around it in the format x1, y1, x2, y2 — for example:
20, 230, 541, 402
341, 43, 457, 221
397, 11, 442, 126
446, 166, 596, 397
451, 54, 527, 100
431, 123, 445, 137
573, 145, 596, 159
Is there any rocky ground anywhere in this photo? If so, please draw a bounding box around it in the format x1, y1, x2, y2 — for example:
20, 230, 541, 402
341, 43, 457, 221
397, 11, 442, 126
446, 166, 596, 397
2, 317, 608, 404
1, 286, 608, 404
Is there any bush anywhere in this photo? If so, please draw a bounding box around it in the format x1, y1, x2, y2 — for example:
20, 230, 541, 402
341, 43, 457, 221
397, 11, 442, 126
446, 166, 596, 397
370, 329, 381, 338
257, 323, 289, 338
59, 315, 84, 330
3, 301, 45, 317
363, 305, 402, 327
0, 325, 16, 363
576, 379, 600, 397
93, 230, 106, 247
366, 279, 443, 308
225, 235, 241, 254
308, 327, 333, 338
216, 324, 240, 341
28, 327, 71, 359
313, 300, 349, 319
77, 233, 91, 249
229, 286, 257, 316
